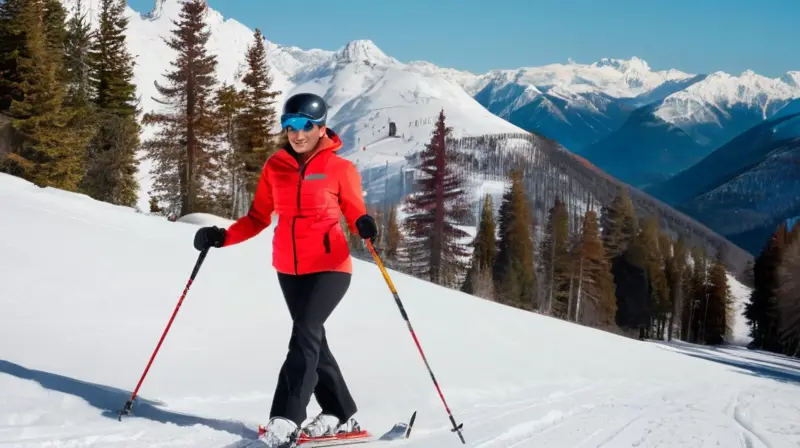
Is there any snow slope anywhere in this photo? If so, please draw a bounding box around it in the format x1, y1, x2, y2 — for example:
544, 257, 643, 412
3, 177, 800, 447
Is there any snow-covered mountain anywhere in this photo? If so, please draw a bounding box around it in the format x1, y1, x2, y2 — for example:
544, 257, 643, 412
6, 171, 800, 448
409, 57, 700, 151
60, 0, 523, 212
581, 70, 800, 187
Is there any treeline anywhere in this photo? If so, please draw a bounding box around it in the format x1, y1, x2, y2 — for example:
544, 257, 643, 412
349, 110, 736, 344
0, 0, 280, 218
744, 221, 800, 356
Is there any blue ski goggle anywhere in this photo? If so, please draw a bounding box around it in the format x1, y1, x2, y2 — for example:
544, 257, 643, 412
281, 113, 324, 132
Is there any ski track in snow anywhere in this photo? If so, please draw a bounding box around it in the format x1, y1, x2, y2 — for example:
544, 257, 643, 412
2, 173, 800, 447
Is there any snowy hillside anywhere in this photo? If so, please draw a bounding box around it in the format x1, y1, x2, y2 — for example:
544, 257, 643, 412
3, 171, 800, 447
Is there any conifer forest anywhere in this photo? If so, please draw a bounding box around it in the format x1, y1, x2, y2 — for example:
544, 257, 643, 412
1, 0, 798, 356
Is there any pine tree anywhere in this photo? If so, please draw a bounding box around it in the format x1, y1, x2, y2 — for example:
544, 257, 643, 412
63, 0, 92, 108
703, 254, 730, 345
213, 83, 245, 218
143, 0, 221, 217
615, 223, 651, 333
665, 237, 687, 340
679, 246, 700, 340
686, 247, 709, 342
0, 0, 25, 112
744, 224, 789, 351
80, 0, 140, 206
462, 193, 497, 299
402, 109, 470, 287
641, 218, 669, 337
540, 196, 570, 317
235, 28, 280, 197
574, 209, 616, 327
776, 235, 800, 355
493, 169, 536, 309
601, 188, 637, 259
0, 0, 93, 190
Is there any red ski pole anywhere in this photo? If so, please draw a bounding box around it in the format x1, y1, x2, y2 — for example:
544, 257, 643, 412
365, 241, 465, 444
118, 248, 209, 420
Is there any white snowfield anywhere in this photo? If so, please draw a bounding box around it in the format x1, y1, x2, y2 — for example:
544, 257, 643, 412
2, 173, 800, 448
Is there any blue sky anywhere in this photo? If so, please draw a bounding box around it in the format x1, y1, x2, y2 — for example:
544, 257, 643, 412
127, 0, 798, 78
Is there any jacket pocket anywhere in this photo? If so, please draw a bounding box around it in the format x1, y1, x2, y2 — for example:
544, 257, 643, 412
323, 232, 331, 254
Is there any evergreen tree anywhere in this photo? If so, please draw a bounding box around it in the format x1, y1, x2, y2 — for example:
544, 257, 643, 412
462, 193, 497, 299
776, 235, 800, 355
235, 28, 280, 197
493, 169, 536, 309
686, 247, 709, 342
679, 246, 700, 340
63, 0, 92, 108
615, 223, 651, 333
744, 224, 789, 351
665, 237, 687, 340
143, 0, 221, 217
641, 218, 670, 337
574, 209, 616, 327
540, 196, 570, 317
213, 83, 245, 218
601, 188, 637, 259
0, 0, 24, 112
80, 0, 140, 206
703, 254, 730, 345
0, 0, 92, 190
402, 109, 470, 287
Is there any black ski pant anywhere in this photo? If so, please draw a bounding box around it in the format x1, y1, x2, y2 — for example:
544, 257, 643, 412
270, 271, 358, 427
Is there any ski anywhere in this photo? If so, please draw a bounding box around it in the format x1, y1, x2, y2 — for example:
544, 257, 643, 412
297, 411, 415, 447
246, 411, 416, 448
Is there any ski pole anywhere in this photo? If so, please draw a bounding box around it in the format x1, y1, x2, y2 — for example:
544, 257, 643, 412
118, 247, 209, 421
365, 240, 465, 444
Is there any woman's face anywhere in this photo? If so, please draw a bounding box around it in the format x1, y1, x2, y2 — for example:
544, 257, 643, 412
287, 123, 326, 154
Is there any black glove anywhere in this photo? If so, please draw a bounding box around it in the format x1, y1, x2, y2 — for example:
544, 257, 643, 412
194, 226, 226, 251
355, 214, 378, 242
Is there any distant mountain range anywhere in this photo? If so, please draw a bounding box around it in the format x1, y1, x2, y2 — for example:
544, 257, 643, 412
59, 0, 799, 256
645, 113, 800, 255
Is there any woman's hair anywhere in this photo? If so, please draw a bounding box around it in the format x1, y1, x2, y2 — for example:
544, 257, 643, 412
275, 130, 290, 149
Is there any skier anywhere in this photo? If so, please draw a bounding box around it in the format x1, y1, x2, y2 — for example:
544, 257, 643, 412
192, 92, 378, 447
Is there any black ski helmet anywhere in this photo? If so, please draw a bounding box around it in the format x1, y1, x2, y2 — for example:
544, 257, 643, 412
281, 92, 327, 131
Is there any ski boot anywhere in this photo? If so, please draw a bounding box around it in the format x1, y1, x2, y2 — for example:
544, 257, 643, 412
258, 416, 300, 448
300, 413, 362, 438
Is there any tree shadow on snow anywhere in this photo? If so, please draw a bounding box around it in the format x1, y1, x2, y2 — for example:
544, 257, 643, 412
0, 359, 259, 440
659, 344, 800, 386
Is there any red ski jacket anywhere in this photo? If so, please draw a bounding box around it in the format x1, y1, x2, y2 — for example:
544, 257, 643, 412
222, 128, 366, 275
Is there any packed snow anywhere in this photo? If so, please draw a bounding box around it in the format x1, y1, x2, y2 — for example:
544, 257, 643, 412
3, 175, 800, 448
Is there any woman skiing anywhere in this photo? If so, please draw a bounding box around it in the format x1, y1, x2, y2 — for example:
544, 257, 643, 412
192, 92, 378, 447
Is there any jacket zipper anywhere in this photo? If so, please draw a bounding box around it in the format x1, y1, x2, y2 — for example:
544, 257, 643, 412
291, 150, 322, 275
292, 162, 304, 275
